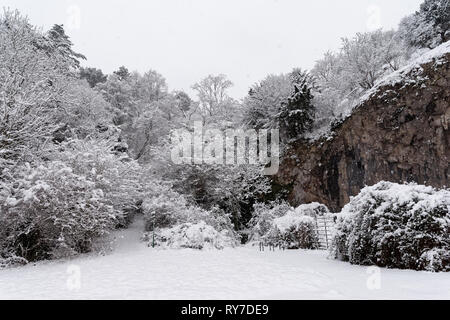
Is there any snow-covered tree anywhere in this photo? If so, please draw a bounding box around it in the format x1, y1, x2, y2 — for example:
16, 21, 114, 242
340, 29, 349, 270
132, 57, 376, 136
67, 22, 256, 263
46, 24, 86, 69
96, 68, 175, 161
96, 73, 135, 125
340, 30, 405, 90
0, 11, 135, 265
243, 73, 292, 130
113, 66, 130, 81
192, 74, 240, 125
398, 0, 450, 49
54, 79, 114, 140
279, 69, 315, 140
0, 10, 84, 174
310, 30, 407, 132
243, 69, 315, 141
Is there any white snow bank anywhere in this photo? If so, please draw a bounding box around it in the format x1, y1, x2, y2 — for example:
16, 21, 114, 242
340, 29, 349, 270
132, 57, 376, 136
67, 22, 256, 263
0, 244, 449, 299
0, 219, 448, 299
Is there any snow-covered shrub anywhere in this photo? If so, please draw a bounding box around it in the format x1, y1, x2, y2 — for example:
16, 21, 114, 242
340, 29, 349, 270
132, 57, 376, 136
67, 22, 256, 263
263, 203, 326, 249
0, 255, 28, 269
289, 202, 330, 218
143, 179, 236, 231
331, 182, 450, 272
142, 180, 239, 248
266, 215, 318, 249
247, 201, 293, 241
167, 162, 271, 231
249, 202, 329, 248
142, 221, 237, 250
52, 139, 144, 227
142, 182, 193, 230
0, 161, 117, 262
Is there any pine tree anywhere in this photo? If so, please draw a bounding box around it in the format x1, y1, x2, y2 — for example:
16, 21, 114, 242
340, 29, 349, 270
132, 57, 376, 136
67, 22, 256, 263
398, 0, 450, 49
47, 24, 86, 68
420, 0, 450, 44
114, 66, 130, 81
79, 67, 107, 88
279, 69, 315, 140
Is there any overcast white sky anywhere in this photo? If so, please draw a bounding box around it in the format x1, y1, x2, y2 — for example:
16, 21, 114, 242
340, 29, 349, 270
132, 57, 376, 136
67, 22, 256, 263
3, 0, 423, 99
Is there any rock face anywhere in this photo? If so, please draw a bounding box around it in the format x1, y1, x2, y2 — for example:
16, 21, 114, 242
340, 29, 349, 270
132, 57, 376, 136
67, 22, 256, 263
276, 53, 450, 212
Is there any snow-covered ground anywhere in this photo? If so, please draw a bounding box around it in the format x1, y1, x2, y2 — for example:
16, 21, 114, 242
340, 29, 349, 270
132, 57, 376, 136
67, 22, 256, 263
0, 219, 449, 300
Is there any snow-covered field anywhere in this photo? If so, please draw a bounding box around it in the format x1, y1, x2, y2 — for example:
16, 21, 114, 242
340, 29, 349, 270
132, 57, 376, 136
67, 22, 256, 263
1, 220, 449, 300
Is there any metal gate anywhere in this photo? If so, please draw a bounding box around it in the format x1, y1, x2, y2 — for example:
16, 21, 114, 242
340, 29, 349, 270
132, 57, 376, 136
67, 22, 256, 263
315, 215, 335, 250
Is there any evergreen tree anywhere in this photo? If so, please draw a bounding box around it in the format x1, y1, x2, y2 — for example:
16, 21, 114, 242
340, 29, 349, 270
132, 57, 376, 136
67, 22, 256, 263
174, 91, 192, 113
79, 67, 107, 88
47, 24, 86, 68
280, 69, 315, 140
114, 66, 130, 81
398, 0, 450, 49
420, 0, 449, 44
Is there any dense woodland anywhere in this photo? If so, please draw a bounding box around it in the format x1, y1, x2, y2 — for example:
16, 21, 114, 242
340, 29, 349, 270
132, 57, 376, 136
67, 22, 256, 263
0, 0, 449, 271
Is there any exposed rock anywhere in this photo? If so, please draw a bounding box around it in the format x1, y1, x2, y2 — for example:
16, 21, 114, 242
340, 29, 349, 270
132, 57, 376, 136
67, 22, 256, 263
275, 53, 450, 212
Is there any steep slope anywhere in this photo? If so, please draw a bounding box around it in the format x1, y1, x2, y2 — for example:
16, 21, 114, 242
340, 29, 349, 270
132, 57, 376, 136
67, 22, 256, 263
276, 45, 450, 212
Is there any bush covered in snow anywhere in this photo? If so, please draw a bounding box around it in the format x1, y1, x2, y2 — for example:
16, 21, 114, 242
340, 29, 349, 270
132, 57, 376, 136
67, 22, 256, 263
247, 201, 293, 241
266, 214, 318, 249
289, 202, 330, 218
253, 202, 328, 249
331, 182, 450, 272
142, 221, 237, 250
142, 181, 236, 231
141, 181, 239, 249
142, 183, 192, 230
52, 139, 144, 227
0, 162, 117, 264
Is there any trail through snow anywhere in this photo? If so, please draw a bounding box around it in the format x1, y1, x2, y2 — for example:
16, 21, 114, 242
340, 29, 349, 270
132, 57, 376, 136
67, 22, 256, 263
1, 218, 449, 300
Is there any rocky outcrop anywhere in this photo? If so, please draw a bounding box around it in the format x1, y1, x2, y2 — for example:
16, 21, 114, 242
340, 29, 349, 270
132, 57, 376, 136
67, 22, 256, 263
276, 53, 450, 212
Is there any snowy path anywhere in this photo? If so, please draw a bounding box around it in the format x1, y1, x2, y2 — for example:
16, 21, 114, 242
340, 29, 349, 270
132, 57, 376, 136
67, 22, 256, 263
1, 219, 449, 300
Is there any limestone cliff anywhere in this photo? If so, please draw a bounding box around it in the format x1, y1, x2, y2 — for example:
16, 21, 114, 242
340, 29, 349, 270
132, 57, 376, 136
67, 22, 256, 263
275, 51, 450, 212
